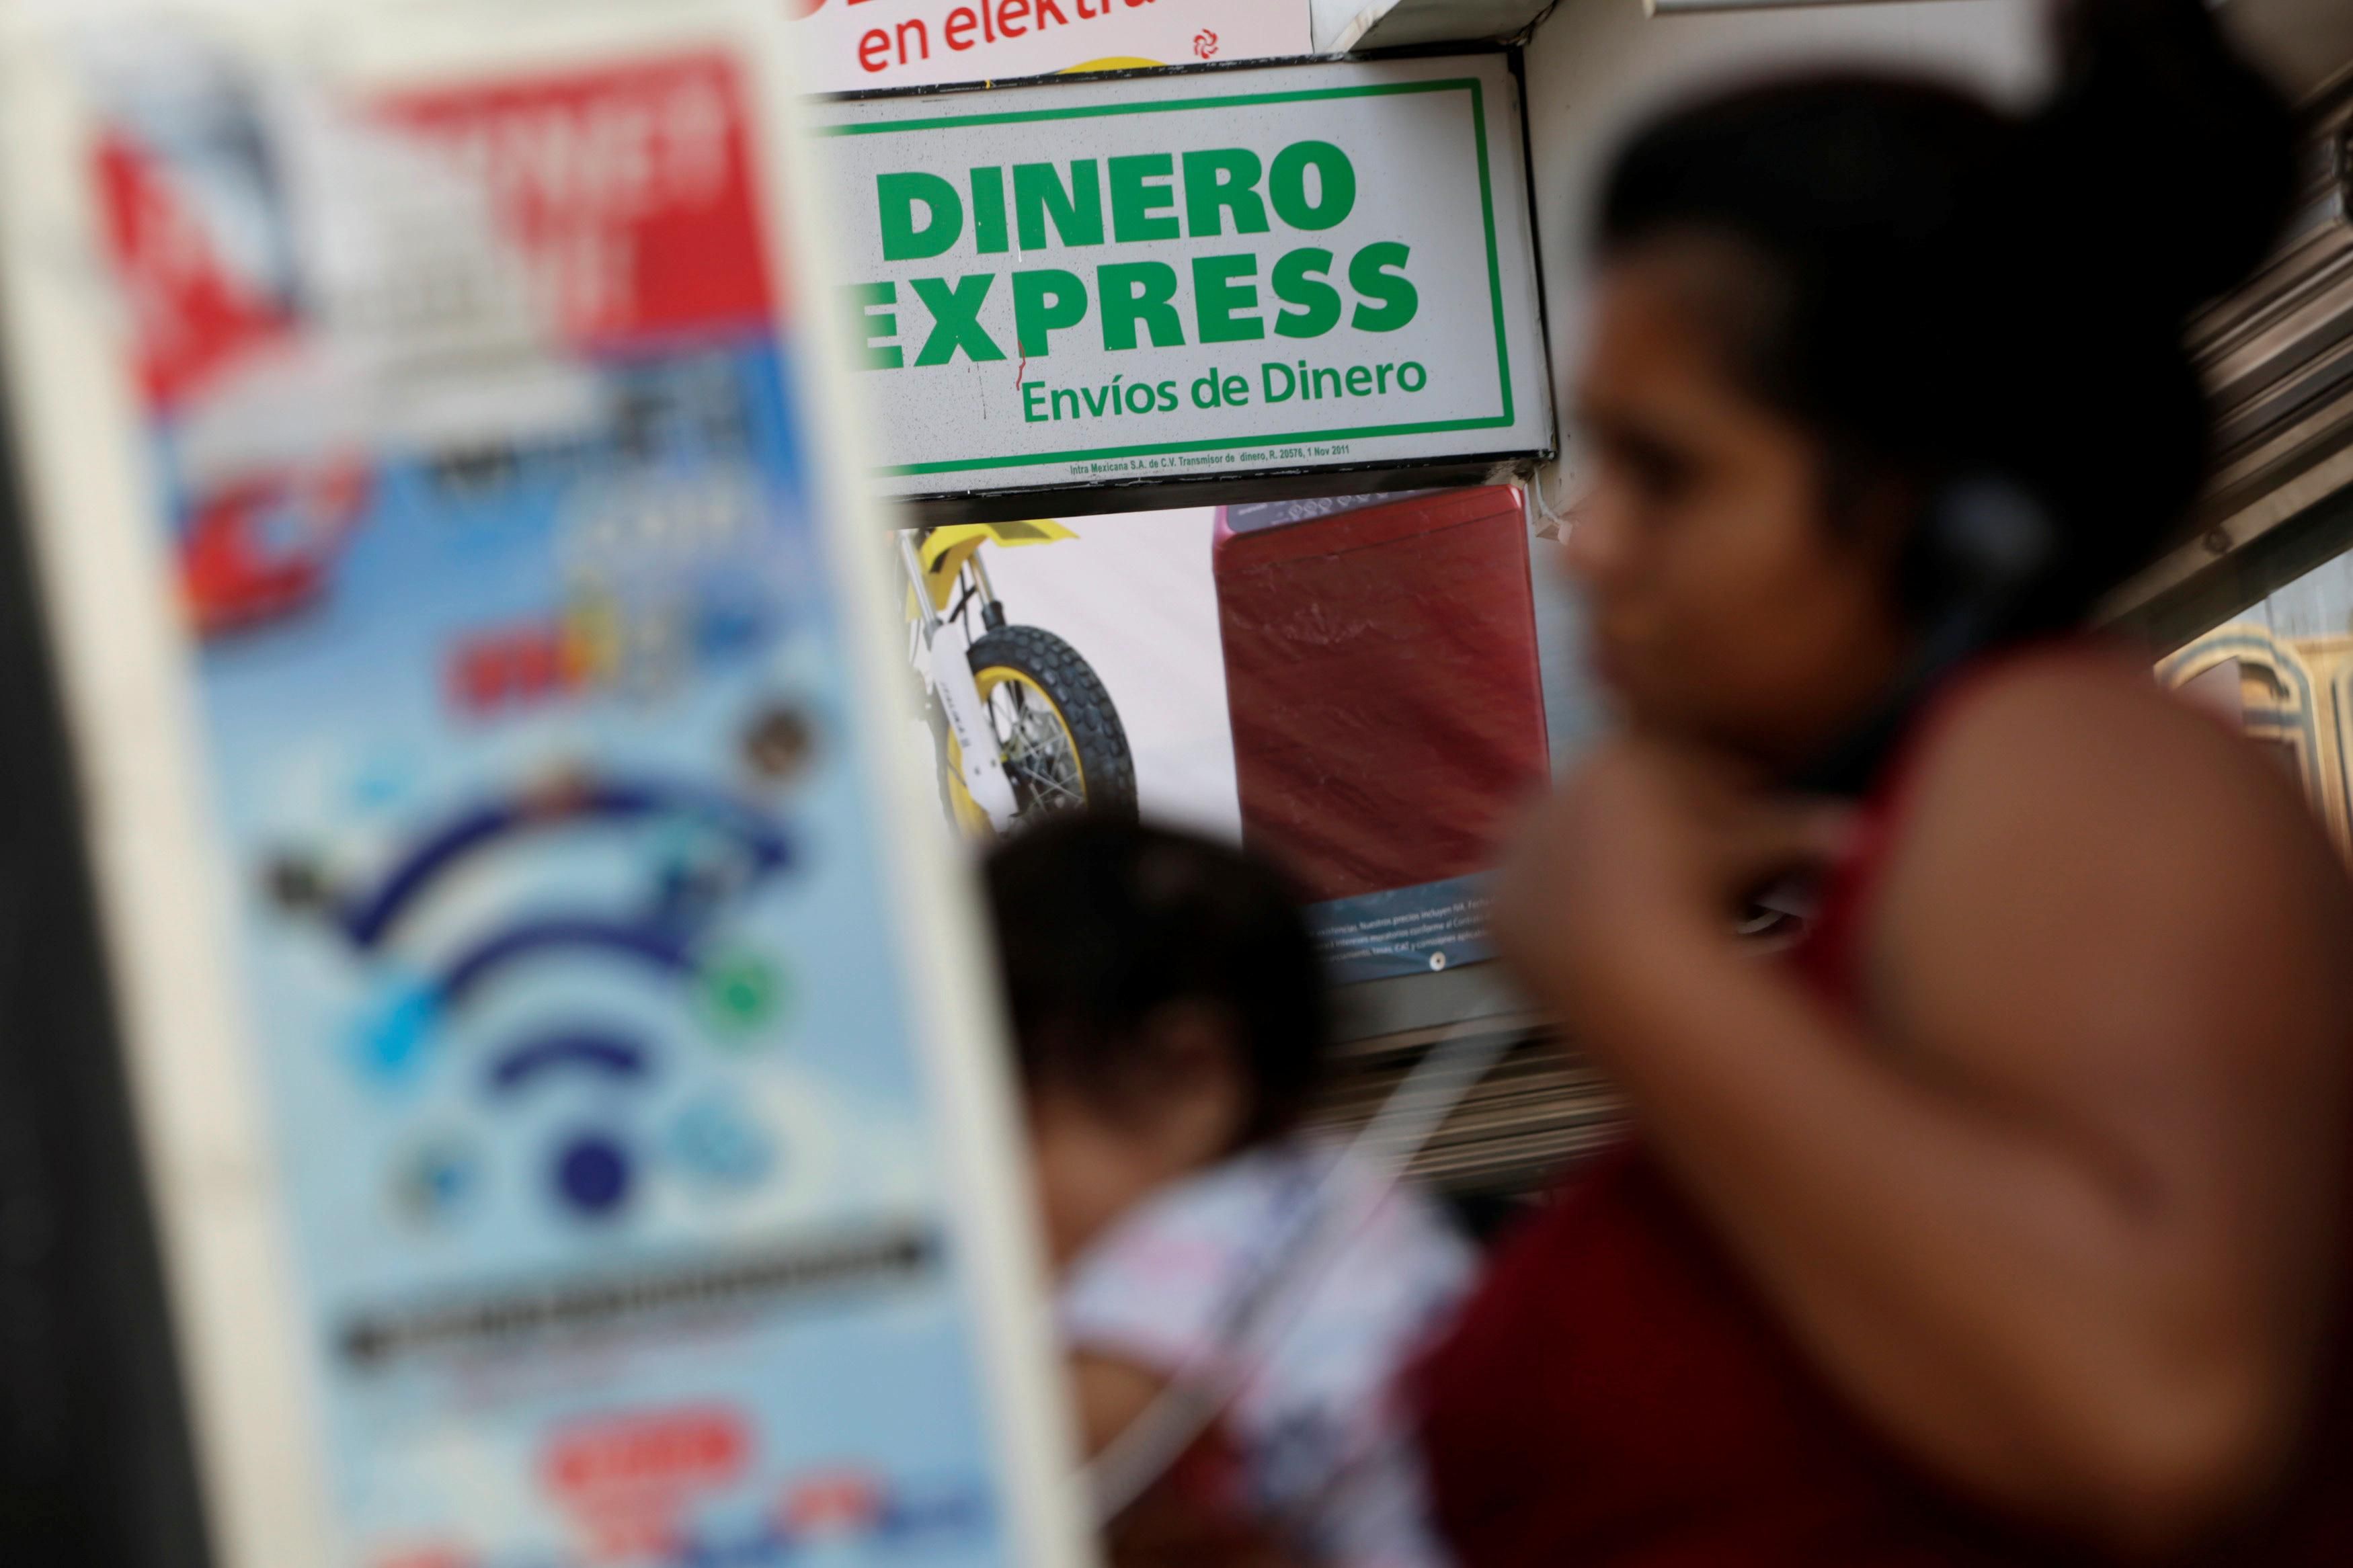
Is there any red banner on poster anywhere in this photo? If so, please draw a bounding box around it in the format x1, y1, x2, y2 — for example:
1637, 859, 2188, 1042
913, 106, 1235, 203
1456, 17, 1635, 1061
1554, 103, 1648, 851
383, 56, 779, 347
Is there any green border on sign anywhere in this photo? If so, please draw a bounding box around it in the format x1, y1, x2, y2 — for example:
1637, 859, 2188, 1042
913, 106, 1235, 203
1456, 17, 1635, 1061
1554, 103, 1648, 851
823, 80, 1518, 479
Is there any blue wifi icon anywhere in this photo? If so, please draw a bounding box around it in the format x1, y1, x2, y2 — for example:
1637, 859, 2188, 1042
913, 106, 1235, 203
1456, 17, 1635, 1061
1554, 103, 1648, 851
270, 770, 795, 1225
487, 1029, 655, 1219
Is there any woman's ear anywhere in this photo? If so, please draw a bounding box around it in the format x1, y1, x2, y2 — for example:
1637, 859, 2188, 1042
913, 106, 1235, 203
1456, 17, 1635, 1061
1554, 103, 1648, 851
1133, 999, 1252, 1168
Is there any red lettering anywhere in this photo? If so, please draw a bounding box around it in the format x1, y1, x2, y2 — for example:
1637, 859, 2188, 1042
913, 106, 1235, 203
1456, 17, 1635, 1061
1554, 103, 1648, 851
545, 1409, 750, 1497
858, 28, 890, 72
945, 7, 980, 48
1000, 0, 1029, 37
450, 626, 570, 714
895, 17, 930, 63
1034, 0, 1070, 22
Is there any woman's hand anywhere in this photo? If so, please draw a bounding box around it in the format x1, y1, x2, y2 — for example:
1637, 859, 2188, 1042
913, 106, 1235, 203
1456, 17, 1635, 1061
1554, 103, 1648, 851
1490, 735, 1851, 1020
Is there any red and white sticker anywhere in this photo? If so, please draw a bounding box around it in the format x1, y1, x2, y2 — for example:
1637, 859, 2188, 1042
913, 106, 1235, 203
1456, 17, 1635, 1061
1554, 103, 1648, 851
92, 130, 294, 413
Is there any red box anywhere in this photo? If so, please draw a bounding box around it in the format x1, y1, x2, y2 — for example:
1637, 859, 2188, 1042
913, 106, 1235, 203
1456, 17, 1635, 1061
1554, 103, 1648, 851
1214, 487, 1551, 902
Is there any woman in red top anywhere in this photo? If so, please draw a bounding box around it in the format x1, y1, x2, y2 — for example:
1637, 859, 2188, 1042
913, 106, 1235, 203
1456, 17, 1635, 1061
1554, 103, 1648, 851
1420, 1, 2352, 1562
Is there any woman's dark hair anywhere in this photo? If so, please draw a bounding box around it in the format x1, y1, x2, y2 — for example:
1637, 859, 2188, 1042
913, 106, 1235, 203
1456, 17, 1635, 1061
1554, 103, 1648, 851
984, 815, 1328, 1146
1596, 0, 2297, 628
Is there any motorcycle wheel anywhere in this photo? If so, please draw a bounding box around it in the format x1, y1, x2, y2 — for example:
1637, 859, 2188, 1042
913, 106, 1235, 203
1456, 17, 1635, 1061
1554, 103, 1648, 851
963, 624, 1136, 829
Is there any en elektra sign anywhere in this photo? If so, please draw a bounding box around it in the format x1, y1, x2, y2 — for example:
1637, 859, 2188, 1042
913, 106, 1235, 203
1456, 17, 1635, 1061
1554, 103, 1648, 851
785, 0, 1311, 93
820, 53, 1554, 518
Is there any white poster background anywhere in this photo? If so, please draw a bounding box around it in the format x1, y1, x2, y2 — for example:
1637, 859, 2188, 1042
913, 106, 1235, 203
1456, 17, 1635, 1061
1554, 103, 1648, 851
785, 0, 1311, 94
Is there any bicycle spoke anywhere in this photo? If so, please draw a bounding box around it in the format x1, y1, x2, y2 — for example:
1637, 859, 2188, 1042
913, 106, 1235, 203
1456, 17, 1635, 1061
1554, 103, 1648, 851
990, 683, 1086, 821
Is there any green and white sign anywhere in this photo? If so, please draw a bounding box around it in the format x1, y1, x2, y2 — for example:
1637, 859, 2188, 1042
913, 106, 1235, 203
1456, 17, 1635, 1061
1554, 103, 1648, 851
821, 53, 1553, 511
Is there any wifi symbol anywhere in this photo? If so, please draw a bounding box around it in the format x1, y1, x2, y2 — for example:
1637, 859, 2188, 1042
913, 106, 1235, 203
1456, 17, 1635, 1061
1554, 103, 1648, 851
486, 1029, 655, 1218
272, 770, 794, 1224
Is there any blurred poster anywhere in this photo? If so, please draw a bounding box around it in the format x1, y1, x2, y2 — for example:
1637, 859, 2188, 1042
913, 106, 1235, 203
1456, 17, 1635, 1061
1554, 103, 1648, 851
785, 0, 1311, 93
0, 7, 1078, 1568
965, 490, 1550, 982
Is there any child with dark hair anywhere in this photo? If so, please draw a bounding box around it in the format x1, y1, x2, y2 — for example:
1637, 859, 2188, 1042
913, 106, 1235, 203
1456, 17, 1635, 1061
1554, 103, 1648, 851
985, 815, 1472, 1568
